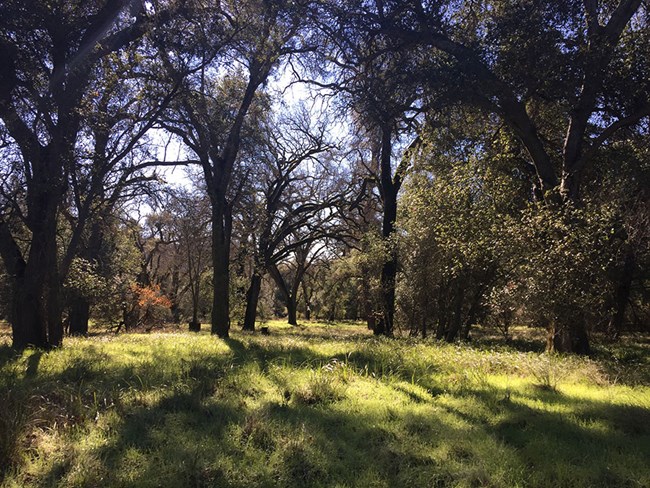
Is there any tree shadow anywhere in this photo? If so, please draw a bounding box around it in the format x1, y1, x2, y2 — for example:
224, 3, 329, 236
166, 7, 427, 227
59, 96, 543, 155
437, 384, 650, 487
224, 337, 334, 371
2, 329, 649, 487
24, 350, 42, 378
0, 344, 21, 370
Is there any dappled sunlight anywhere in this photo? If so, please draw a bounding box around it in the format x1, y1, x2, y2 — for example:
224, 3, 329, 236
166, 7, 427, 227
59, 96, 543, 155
0, 0, 648, 485
435, 379, 650, 484
0, 327, 648, 487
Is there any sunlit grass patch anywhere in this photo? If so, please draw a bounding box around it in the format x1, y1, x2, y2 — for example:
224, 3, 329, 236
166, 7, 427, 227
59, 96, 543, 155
0, 325, 649, 487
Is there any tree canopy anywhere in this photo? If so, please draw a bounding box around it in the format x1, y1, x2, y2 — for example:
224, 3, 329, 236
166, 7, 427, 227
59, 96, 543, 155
0, 0, 648, 354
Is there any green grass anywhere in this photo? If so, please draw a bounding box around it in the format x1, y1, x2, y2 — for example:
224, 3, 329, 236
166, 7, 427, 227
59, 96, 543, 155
0, 322, 648, 488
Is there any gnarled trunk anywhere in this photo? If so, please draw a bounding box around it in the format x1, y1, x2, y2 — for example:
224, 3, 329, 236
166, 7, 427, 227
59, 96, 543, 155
9, 194, 63, 349
11, 279, 48, 349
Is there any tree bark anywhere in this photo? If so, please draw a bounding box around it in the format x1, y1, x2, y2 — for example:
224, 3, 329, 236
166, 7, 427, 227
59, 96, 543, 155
375, 125, 398, 336
377, 257, 397, 336
68, 296, 90, 336
11, 254, 62, 348
189, 267, 201, 330
608, 251, 634, 340
66, 218, 108, 336
461, 284, 487, 341
211, 202, 230, 338
445, 284, 464, 342
546, 319, 591, 355
11, 279, 48, 349
286, 294, 298, 326
10, 189, 64, 349
242, 273, 262, 331
267, 250, 310, 327
302, 282, 312, 321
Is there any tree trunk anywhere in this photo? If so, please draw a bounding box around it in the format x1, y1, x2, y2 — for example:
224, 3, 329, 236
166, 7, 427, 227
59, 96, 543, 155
189, 285, 201, 330
10, 198, 63, 349
11, 279, 48, 349
302, 282, 312, 321
546, 319, 591, 355
189, 277, 201, 331
211, 203, 230, 338
445, 285, 465, 342
65, 219, 106, 337
461, 285, 485, 341
46, 276, 63, 347
327, 299, 337, 322
11, 267, 62, 348
68, 296, 90, 336
374, 125, 399, 337
122, 297, 140, 331
608, 251, 634, 340
287, 294, 298, 326
242, 273, 262, 331
377, 257, 397, 336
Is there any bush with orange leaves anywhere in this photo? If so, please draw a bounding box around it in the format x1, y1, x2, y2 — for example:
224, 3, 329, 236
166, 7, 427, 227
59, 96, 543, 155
126, 283, 172, 330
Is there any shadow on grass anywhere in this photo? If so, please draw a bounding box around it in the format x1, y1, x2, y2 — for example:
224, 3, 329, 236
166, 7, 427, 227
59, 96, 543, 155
0, 343, 21, 370
38, 386, 243, 488
275, 324, 373, 341
437, 385, 650, 487
225, 337, 335, 372
1, 329, 649, 487
62, 381, 650, 487
49, 389, 469, 487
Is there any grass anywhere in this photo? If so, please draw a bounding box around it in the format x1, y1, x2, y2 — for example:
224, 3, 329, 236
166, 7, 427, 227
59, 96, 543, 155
0, 321, 648, 488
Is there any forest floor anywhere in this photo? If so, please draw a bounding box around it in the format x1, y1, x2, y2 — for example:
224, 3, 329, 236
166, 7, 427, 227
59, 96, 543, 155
0, 321, 649, 488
